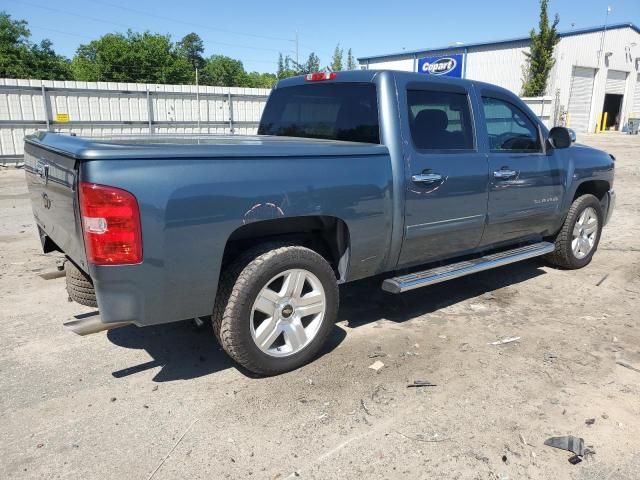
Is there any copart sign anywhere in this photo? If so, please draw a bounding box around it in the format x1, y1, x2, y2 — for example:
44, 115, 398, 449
417, 54, 463, 77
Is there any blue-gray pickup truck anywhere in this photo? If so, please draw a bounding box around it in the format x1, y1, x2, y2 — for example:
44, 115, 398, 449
24, 70, 615, 375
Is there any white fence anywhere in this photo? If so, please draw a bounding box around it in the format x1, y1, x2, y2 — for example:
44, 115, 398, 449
521, 96, 554, 127
0, 79, 270, 161
1, 79, 555, 163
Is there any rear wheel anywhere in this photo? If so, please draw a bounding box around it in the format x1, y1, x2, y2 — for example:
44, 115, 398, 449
545, 194, 603, 269
213, 245, 339, 376
65, 260, 98, 307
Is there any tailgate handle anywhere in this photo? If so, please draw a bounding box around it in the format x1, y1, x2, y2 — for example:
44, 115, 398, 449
36, 163, 49, 184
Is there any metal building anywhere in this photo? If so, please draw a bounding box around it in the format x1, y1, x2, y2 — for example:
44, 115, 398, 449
358, 23, 640, 133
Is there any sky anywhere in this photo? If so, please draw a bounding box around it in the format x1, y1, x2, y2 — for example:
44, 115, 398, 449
5, 0, 640, 73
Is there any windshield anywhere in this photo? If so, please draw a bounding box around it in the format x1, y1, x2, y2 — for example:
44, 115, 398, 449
258, 83, 380, 144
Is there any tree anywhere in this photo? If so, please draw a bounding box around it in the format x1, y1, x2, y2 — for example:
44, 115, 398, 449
276, 53, 297, 79
201, 55, 246, 86
0, 12, 71, 80
346, 48, 357, 70
330, 44, 343, 71
293, 52, 321, 75
177, 32, 205, 71
72, 31, 192, 84
521, 0, 559, 96
245, 71, 277, 88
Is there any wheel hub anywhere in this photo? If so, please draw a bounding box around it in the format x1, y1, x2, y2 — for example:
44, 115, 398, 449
249, 268, 326, 358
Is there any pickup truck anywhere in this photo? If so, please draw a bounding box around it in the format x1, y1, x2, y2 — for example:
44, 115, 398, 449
24, 70, 615, 375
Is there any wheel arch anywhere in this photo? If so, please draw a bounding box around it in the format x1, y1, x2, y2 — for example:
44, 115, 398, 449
221, 215, 351, 282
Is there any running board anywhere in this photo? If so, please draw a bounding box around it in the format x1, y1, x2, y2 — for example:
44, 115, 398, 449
382, 242, 555, 294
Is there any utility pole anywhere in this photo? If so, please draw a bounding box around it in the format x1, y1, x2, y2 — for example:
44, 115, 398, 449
195, 67, 201, 134
598, 6, 611, 65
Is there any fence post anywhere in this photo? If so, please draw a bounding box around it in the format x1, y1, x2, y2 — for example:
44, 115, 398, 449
228, 91, 234, 134
146, 90, 154, 134
41, 85, 51, 131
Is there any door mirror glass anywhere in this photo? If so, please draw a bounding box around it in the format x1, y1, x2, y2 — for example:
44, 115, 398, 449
567, 128, 577, 143
548, 127, 573, 149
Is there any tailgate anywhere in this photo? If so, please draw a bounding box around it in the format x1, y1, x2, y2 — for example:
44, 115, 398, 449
24, 141, 87, 270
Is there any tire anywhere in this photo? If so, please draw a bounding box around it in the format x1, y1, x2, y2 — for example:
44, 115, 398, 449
545, 194, 603, 269
213, 245, 339, 376
65, 260, 98, 308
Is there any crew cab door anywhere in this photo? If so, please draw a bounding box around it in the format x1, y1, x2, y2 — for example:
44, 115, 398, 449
397, 81, 489, 267
477, 91, 565, 247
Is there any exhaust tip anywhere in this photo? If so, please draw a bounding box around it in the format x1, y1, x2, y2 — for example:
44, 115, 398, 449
64, 312, 131, 336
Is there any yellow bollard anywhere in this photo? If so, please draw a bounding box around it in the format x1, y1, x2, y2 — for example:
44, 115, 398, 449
597, 112, 603, 132
602, 112, 609, 131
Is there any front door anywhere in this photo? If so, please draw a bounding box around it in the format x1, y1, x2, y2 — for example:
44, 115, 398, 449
479, 94, 565, 247
398, 84, 489, 267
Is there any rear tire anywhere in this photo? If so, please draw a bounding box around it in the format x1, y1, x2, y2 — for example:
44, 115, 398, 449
213, 245, 338, 376
545, 194, 603, 269
65, 260, 98, 307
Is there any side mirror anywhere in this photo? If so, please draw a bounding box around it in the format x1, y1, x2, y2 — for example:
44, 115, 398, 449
548, 127, 572, 149
567, 128, 577, 143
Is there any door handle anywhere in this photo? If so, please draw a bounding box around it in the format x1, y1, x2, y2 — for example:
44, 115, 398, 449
493, 169, 517, 180
411, 173, 443, 183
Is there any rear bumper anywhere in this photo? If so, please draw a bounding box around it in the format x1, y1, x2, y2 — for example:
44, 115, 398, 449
604, 189, 615, 226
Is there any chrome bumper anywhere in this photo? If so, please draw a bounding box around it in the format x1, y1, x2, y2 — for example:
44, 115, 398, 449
604, 189, 615, 225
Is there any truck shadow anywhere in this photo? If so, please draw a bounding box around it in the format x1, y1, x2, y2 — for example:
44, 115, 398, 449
107, 259, 546, 381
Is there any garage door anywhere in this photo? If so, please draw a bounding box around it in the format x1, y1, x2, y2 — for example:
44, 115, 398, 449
568, 67, 596, 132
632, 74, 640, 118
606, 70, 627, 94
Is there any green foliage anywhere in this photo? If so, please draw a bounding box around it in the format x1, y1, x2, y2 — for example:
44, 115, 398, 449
522, 0, 559, 96
71, 30, 192, 83
245, 71, 277, 88
200, 55, 246, 86
0, 12, 71, 79
330, 44, 343, 72
346, 48, 357, 70
177, 32, 205, 71
276, 53, 298, 79
292, 52, 321, 75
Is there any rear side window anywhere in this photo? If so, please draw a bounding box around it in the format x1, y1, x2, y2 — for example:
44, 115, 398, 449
407, 90, 474, 151
258, 83, 379, 143
482, 97, 541, 152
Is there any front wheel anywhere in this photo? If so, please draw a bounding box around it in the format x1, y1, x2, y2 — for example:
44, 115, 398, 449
213, 245, 339, 376
545, 194, 603, 269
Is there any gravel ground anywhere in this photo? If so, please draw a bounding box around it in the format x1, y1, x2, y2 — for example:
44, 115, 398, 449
1, 134, 639, 479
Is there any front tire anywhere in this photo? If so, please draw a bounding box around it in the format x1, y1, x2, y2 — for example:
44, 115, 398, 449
545, 194, 603, 269
213, 245, 339, 376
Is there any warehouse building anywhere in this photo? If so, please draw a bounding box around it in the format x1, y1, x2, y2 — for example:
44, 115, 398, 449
358, 23, 640, 133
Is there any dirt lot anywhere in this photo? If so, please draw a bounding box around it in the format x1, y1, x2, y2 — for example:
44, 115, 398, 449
1, 134, 639, 480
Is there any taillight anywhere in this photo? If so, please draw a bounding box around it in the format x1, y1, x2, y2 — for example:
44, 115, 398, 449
79, 182, 142, 265
305, 72, 337, 82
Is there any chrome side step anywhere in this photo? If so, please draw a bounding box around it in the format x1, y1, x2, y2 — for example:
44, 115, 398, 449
382, 242, 555, 294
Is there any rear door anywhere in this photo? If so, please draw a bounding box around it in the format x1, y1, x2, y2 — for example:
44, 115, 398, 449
478, 92, 565, 247
396, 80, 489, 267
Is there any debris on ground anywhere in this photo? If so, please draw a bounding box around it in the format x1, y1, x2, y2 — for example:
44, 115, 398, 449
616, 360, 640, 373
544, 352, 558, 362
407, 380, 437, 388
585, 418, 596, 426
360, 399, 371, 415
368, 360, 384, 372
596, 273, 609, 286
394, 430, 449, 443
519, 433, 528, 446
368, 351, 387, 358
489, 336, 521, 345
544, 435, 595, 464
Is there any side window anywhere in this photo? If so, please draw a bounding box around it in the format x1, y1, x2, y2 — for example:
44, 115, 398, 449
407, 90, 474, 151
482, 97, 541, 152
